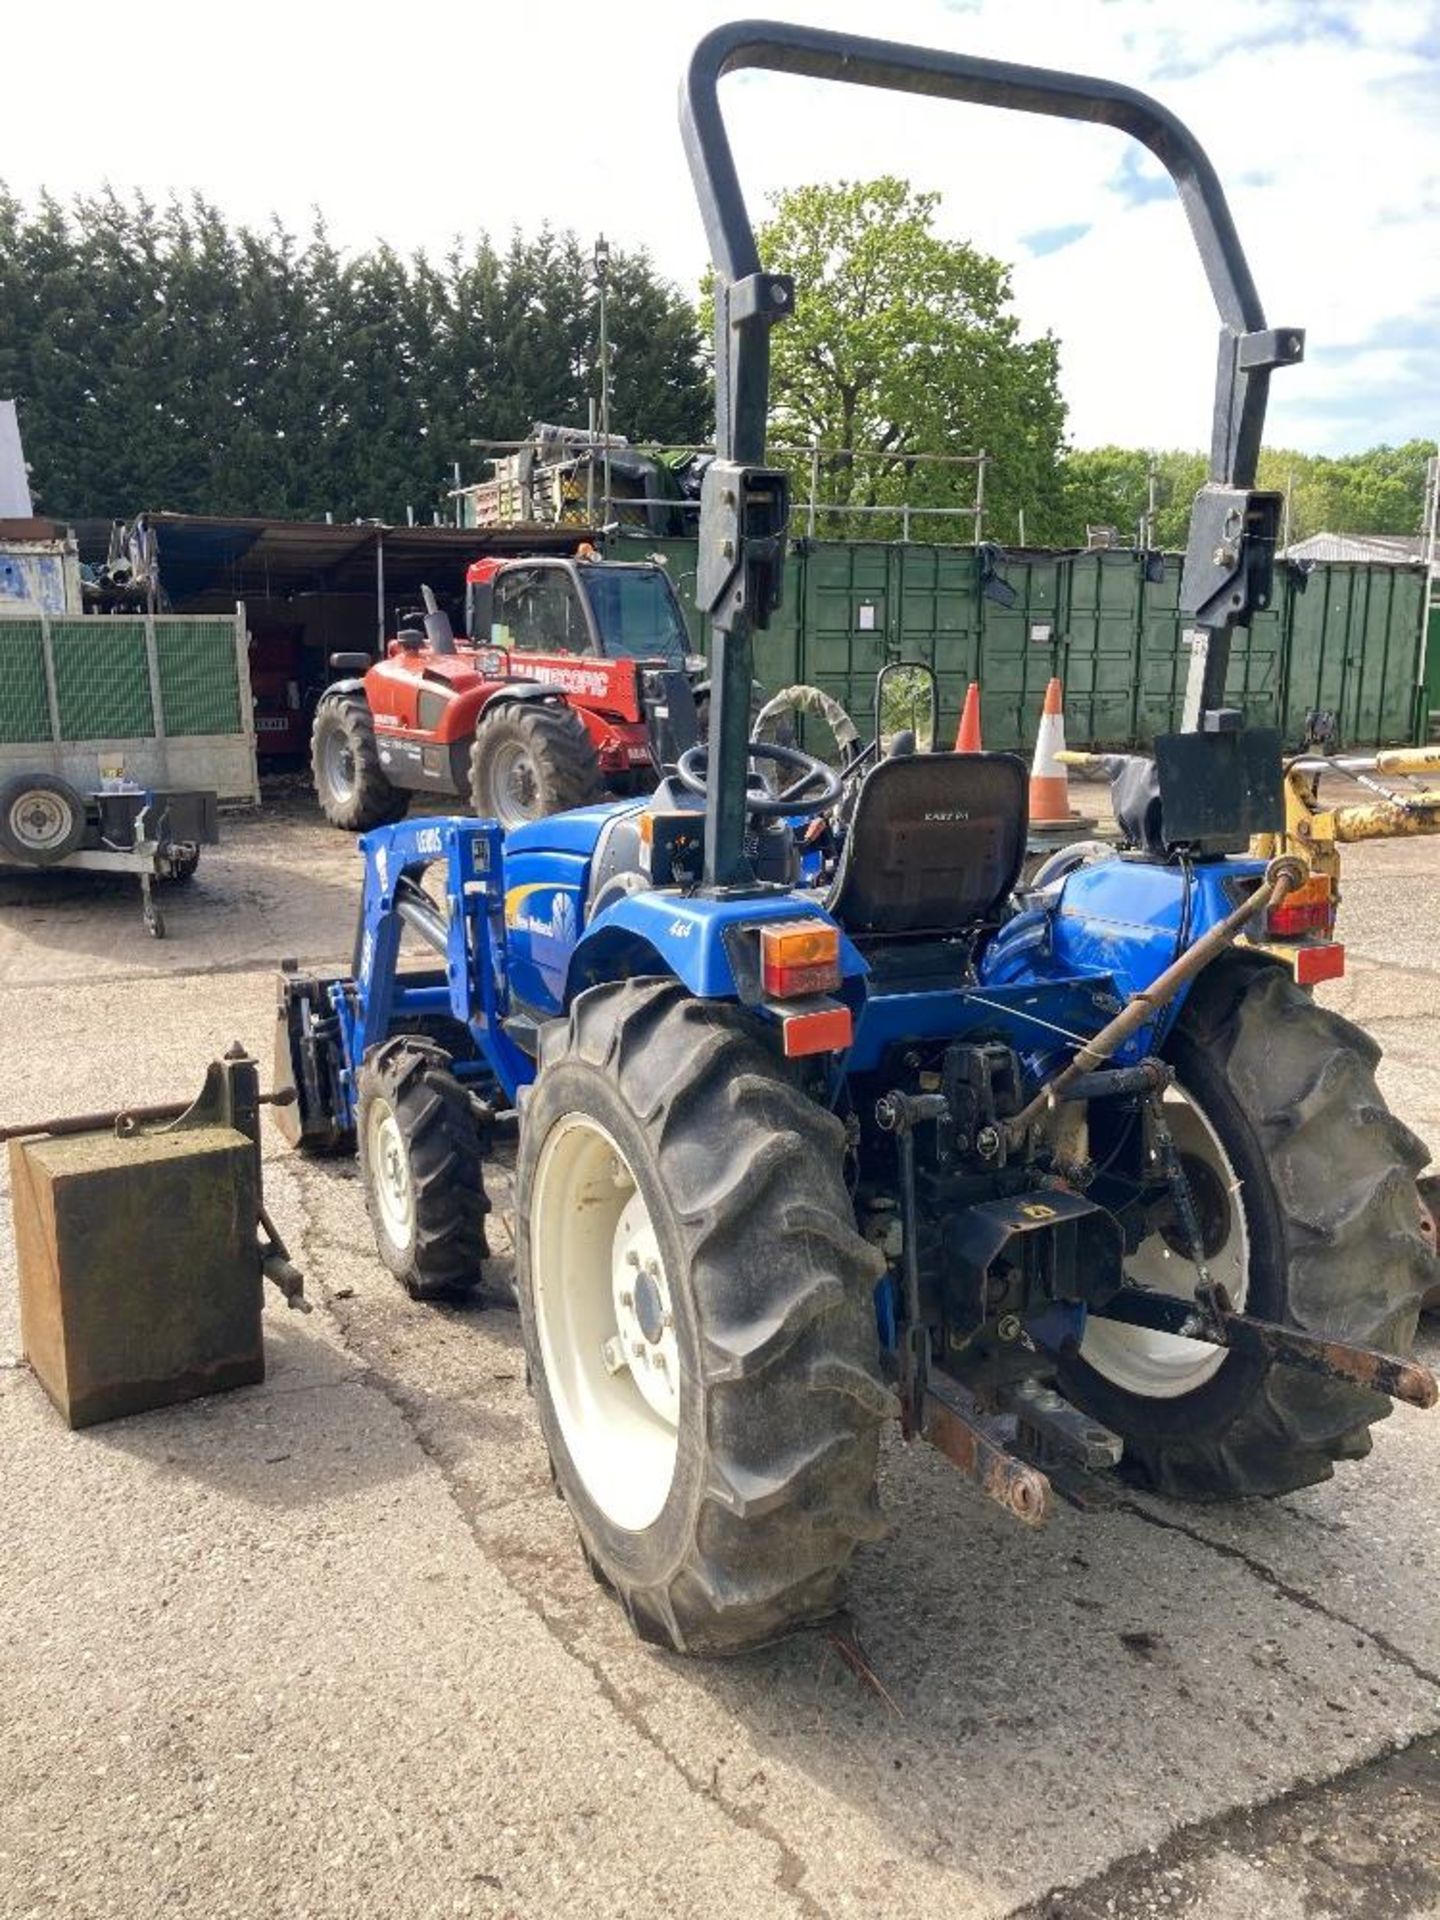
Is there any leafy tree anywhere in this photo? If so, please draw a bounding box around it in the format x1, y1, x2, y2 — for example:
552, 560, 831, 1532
1060, 440, 1437, 551
1256, 440, 1437, 544
0, 186, 709, 522
714, 177, 1068, 543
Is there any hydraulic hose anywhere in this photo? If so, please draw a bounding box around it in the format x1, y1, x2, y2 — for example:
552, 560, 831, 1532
1006, 855, 1304, 1139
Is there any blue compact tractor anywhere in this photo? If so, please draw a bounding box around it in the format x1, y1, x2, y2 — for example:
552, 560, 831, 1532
275, 24, 1437, 1654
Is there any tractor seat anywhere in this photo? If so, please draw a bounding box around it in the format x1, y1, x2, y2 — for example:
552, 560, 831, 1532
825, 750, 1028, 938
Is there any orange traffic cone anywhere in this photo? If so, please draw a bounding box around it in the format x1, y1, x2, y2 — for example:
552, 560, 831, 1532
1029, 677, 1072, 824
954, 681, 983, 752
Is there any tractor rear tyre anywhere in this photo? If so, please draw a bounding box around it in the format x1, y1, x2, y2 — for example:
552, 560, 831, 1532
312, 695, 409, 832
1059, 958, 1434, 1499
515, 978, 894, 1656
469, 700, 603, 829
356, 1036, 490, 1300
0, 773, 86, 866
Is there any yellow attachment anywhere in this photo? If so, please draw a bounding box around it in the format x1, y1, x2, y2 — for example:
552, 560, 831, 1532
1250, 755, 1440, 916
1056, 750, 1110, 777
1330, 796, 1440, 842
1375, 746, 1440, 778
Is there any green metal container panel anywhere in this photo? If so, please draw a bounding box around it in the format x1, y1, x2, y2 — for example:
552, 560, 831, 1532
0, 620, 51, 744
647, 534, 805, 692
52, 620, 154, 740
893, 543, 982, 737
1425, 603, 1440, 737
801, 543, 892, 690
1062, 553, 1142, 749
974, 552, 1064, 751
617, 534, 1427, 752
756, 548, 805, 693
1133, 558, 1184, 746
1224, 603, 1285, 735
156, 620, 244, 736
1282, 563, 1425, 747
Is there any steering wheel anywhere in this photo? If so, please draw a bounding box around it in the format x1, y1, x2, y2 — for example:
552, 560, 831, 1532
674, 739, 843, 819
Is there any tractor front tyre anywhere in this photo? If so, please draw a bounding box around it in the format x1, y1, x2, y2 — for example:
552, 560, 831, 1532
311, 695, 409, 832
1059, 958, 1434, 1499
469, 701, 603, 830
356, 1036, 490, 1300
515, 979, 895, 1656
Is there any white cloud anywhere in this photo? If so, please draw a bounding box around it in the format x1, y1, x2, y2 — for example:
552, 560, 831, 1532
3, 0, 1436, 457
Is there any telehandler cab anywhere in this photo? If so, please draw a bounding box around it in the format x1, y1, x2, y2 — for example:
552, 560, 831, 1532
276, 22, 1437, 1655
311, 554, 702, 833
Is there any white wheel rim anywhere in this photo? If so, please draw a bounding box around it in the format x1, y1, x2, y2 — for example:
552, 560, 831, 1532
9, 790, 71, 853
1081, 1081, 1250, 1399
531, 1113, 680, 1531
366, 1103, 415, 1252
490, 741, 541, 825
324, 729, 357, 802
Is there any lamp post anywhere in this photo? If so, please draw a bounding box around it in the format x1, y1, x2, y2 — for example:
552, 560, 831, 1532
593, 234, 612, 530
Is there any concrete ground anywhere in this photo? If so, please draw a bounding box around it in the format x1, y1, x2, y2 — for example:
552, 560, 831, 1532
1, 779, 1438, 1920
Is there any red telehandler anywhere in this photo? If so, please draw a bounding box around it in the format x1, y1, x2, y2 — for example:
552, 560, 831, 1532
311, 550, 706, 830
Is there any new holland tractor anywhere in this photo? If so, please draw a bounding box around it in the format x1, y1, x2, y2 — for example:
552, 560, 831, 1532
274, 24, 1438, 1656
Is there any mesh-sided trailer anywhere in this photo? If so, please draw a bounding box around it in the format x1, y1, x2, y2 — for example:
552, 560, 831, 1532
0, 607, 258, 803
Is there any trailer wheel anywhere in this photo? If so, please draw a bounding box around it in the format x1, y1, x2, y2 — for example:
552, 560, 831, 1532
356, 1036, 490, 1299
312, 695, 409, 832
516, 978, 894, 1655
0, 773, 86, 866
469, 700, 603, 829
1059, 958, 1433, 1498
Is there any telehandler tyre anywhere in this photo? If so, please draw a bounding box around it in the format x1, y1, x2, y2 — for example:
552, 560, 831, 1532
469, 700, 603, 830
515, 979, 894, 1655
1060, 958, 1433, 1499
356, 1036, 489, 1299
312, 694, 410, 832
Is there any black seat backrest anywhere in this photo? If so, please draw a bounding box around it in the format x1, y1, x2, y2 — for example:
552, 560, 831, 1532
826, 750, 1028, 937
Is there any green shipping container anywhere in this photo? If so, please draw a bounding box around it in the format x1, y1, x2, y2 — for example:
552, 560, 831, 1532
639, 534, 1428, 753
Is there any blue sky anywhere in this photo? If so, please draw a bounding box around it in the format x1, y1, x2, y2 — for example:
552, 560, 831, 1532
4, 0, 1437, 460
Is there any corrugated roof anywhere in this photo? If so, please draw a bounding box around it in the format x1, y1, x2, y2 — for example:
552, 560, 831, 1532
1282, 531, 1430, 567
74, 511, 597, 605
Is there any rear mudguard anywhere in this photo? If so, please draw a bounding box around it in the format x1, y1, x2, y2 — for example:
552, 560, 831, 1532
318, 678, 367, 704
981, 852, 1268, 1059
566, 889, 867, 1008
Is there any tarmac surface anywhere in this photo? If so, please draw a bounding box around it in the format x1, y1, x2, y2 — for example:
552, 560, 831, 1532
1, 778, 1438, 1920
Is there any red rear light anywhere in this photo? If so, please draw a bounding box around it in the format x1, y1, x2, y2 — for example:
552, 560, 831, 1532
1267, 874, 1335, 939
1294, 942, 1345, 986
760, 919, 842, 999
781, 1003, 854, 1058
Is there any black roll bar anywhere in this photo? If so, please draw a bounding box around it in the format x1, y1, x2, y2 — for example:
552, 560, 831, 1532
681, 21, 1302, 886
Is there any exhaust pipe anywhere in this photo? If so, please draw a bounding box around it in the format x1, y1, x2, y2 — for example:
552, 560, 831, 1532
421, 584, 457, 656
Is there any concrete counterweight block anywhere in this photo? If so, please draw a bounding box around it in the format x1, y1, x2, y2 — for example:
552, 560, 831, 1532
10, 1123, 263, 1428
